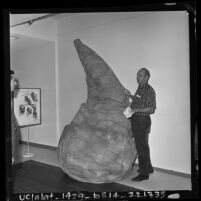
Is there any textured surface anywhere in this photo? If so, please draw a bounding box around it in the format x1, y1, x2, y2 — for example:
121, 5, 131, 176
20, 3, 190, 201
57, 39, 137, 183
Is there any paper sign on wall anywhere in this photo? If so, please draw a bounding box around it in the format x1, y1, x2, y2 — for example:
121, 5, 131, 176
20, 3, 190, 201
14, 88, 41, 126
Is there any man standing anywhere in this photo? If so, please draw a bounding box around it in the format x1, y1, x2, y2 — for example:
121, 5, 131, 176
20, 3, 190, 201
10, 69, 20, 164
125, 68, 156, 181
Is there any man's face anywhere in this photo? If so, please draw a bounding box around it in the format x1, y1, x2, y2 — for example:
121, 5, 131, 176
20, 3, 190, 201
137, 70, 148, 86
10, 74, 17, 92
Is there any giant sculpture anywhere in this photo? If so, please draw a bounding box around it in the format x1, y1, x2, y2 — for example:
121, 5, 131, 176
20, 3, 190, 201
57, 39, 137, 183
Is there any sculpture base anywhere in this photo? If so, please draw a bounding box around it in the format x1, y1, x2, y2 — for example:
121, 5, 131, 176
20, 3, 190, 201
23, 153, 34, 158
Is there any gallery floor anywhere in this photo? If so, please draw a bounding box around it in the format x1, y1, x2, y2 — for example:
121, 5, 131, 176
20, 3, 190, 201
14, 144, 191, 192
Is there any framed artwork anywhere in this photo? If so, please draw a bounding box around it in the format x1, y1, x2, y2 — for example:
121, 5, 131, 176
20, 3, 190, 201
14, 88, 41, 126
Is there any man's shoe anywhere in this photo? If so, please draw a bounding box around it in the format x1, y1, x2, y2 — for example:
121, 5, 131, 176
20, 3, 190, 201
131, 174, 149, 181
137, 169, 154, 174
149, 169, 154, 174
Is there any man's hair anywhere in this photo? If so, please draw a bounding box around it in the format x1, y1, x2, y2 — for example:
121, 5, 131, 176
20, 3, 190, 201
10, 69, 14, 75
141, 68, 150, 79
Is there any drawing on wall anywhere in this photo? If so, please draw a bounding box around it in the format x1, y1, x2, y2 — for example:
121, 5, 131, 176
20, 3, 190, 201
14, 88, 41, 126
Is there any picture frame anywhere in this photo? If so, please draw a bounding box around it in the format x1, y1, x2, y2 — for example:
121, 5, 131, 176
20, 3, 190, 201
14, 88, 41, 127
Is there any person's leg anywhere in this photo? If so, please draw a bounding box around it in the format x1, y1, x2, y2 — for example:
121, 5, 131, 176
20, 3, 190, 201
145, 134, 153, 172
137, 129, 149, 176
12, 115, 20, 164
131, 115, 150, 177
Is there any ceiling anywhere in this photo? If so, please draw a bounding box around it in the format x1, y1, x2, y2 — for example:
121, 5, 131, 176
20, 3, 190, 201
10, 13, 76, 51
10, 13, 75, 27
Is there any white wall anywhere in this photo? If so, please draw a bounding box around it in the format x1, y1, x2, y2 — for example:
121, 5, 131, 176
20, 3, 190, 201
57, 11, 191, 174
11, 42, 57, 146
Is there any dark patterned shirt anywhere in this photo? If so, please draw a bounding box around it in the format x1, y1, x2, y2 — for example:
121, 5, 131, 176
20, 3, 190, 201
130, 83, 156, 115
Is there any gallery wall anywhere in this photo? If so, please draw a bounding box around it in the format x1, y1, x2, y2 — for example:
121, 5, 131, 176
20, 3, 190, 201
10, 41, 57, 146
10, 11, 191, 174
57, 11, 191, 174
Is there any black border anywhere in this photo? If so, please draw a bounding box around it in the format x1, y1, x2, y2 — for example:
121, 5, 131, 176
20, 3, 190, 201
2, 1, 198, 200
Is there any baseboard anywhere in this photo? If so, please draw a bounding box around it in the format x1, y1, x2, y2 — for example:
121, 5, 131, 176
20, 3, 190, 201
135, 163, 191, 178
19, 140, 57, 151
19, 140, 191, 178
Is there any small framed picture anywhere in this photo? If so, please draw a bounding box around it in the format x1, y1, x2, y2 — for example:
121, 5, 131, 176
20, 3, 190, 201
14, 88, 41, 126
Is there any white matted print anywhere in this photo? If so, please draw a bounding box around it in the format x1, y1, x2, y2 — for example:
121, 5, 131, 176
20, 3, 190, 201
14, 88, 41, 126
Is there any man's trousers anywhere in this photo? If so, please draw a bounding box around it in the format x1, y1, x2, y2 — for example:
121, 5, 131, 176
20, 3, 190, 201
131, 114, 153, 176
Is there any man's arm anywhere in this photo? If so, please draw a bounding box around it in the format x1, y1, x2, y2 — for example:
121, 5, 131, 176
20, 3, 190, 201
132, 107, 155, 114
130, 88, 156, 115
124, 89, 136, 100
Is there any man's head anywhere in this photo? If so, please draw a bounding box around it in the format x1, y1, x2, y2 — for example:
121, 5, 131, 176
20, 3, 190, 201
137, 68, 150, 86
10, 69, 17, 92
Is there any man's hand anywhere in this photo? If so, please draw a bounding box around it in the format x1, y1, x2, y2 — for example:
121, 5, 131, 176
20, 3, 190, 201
131, 109, 138, 114
123, 107, 139, 118
124, 89, 131, 97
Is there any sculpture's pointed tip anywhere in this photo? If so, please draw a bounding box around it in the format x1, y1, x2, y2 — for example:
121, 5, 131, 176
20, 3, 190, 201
74, 39, 82, 47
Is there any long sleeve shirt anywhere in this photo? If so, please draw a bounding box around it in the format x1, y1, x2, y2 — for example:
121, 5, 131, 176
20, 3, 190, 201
130, 83, 156, 116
